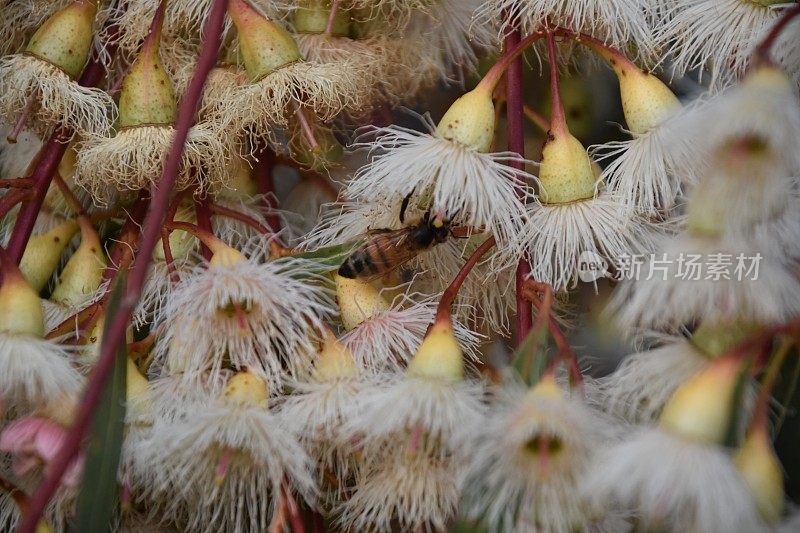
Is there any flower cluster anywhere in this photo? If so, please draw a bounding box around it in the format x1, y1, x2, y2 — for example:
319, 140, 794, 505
0, 1, 799, 532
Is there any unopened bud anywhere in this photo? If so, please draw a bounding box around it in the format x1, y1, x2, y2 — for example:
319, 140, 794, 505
223, 370, 269, 408
25, 0, 97, 79
539, 130, 597, 204
334, 274, 390, 330
659, 356, 743, 444
0, 269, 45, 337
19, 219, 79, 292
50, 220, 106, 308
734, 428, 784, 523
229, 0, 303, 81
315, 330, 358, 381
436, 87, 495, 153
407, 318, 464, 381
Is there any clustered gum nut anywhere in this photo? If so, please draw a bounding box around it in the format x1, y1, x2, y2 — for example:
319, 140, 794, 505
406, 317, 464, 381
436, 86, 496, 153
734, 427, 785, 523
118, 22, 177, 129
538, 127, 597, 204
293, 0, 350, 36
19, 219, 79, 292
223, 370, 270, 408
334, 274, 391, 331
315, 331, 358, 381
659, 356, 743, 444
49, 221, 107, 307
0, 270, 46, 337
228, 0, 304, 82
24, 0, 97, 79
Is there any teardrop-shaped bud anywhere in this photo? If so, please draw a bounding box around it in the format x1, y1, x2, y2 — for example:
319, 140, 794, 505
218, 155, 258, 201
209, 241, 244, 267
334, 274, 391, 330
223, 370, 269, 408
690, 319, 761, 359
0, 268, 45, 337
407, 317, 464, 381
50, 219, 106, 307
659, 355, 743, 444
118, 19, 177, 128
126, 357, 152, 421
436, 86, 495, 153
734, 427, 784, 523
19, 219, 79, 292
289, 122, 344, 171
153, 203, 197, 262
293, 0, 350, 36
315, 329, 358, 381
25, 0, 97, 79
605, 58, 679, 134
538, 129, 596, 204
229, 0, 303, 81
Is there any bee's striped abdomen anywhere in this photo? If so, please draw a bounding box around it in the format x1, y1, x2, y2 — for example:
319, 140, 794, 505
338, 235, 397, 279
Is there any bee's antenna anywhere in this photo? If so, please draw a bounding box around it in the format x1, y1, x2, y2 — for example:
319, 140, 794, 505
399, 188, 415, 224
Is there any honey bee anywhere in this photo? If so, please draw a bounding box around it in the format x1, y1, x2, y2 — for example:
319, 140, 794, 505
337, 203, 453, 280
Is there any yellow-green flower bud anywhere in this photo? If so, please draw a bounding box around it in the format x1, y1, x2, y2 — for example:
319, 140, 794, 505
436, 86, 495, 153
538, 130, 597, 204
118, 23, 177, 128
407, 318, 464, 381
734, 428, 784, 523
229, 0, 303, 81
50, 220, 106, 307
19, 219, 79, 292
293, 1, 350, 36
334, 274, 390, 330
0, 269, 45, 337
223, 370, 269, 408
315, 330, 358, 381
660, 356, 743, 444
25, 0, 97, 79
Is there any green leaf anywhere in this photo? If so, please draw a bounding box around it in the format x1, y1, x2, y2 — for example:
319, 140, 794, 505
724, 357, 753, 448
73, 276, 128, 533
278, 241, 363, 276
511, 319, 550, 386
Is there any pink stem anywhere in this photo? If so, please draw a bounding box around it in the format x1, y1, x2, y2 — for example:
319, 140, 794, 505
293, 100, 320, 151
6, 99, 35, 144
194, 196, 214, 260
755, 4, 800, 63
254, 148, 282, 234
504, 24, 534, 347
214, 447, 234, 484
546, 31, 567, 135
324, 0, 341, 37
16, 2, 229, 531
434, 236, 496, 325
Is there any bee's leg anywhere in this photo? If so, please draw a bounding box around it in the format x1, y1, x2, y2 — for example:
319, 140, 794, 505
399, 188, 416, 224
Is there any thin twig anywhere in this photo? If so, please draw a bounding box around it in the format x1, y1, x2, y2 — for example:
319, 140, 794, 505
434, 236, 496, 324
503, 23, 534, 347
0, 178, 33, 189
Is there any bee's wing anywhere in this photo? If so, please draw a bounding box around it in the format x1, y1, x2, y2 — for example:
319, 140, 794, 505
344, 229, 420, 281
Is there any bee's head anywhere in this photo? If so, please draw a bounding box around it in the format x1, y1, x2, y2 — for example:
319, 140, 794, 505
427, 213, 451, 243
